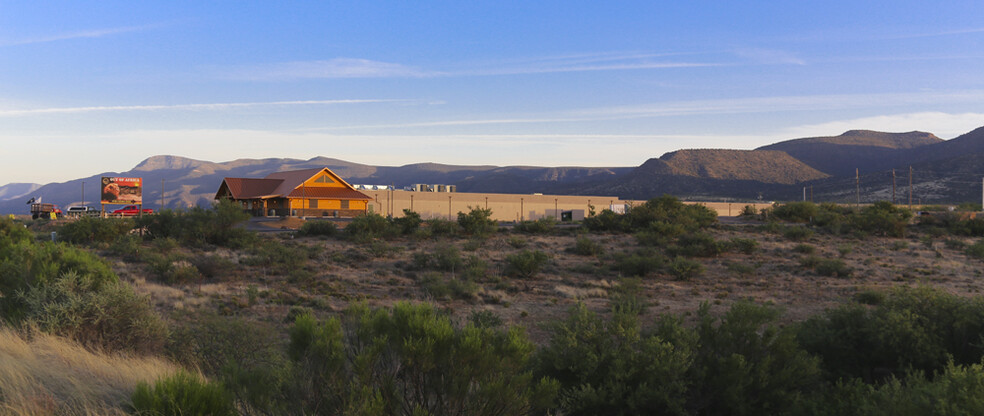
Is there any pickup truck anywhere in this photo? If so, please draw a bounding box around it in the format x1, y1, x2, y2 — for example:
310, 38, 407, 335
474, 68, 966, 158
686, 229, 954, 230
111, 205, 154, 216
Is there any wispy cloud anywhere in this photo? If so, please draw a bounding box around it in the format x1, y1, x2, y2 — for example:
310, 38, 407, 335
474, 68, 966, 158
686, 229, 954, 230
733, 48, 806, 65
780, 112, 984, 139
0, 99, 415, 117
220, 58, 438, 81
0, 23, 164, 47
219, 52, 727, 81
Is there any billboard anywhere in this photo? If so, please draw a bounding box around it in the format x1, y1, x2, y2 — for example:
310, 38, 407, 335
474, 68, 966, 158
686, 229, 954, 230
101, 177, 143, 204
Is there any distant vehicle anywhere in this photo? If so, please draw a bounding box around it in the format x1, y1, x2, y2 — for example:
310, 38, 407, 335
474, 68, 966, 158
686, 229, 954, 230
111, 205, 154, 216
66, 206, 98, 217
30, 203, 62, 219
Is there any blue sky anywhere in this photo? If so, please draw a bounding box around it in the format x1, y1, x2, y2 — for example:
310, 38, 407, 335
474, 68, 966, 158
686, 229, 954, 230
3, 1, 984, 184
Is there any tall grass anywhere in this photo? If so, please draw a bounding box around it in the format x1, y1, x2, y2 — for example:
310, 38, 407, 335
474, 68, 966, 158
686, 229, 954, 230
0, 327, 180, 415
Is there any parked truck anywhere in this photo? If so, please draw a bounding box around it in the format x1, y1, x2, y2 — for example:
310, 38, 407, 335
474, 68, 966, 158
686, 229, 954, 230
111, 205, 154, 217
30, 203, 62, 219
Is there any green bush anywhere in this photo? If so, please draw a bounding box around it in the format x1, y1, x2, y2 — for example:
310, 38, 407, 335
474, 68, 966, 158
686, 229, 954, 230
814, 258, 852, 277
288, 302, 558, 415
424, 217, 459, 236
58, 216, 134, 245
583, 195, 716, 233
613, 250, 665, 277
771, 201, 820, 223
135, 199, 254, 248
966, 240, 984, 260
793, 243, 816, 254
345, 212, 396, 239
458, 206, 497, 236
729, 237, 759, 254
667, 232, 723, 257
797, 286, 984, 382
393, 209, 423, 235
507, 236, 529, 249
418, 272, 479, 301
571, 235, 604, 256
131, 370, 236, 416
667, 256, 704, 280
297, 220, 338, 237
783, 226, 814, 241
514, 217, 557, 234
609, 277, 647, 316
535, 304, 693, 415
505, 249, 550, 278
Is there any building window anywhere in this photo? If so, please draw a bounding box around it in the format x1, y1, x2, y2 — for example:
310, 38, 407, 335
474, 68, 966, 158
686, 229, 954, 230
310, 199, 318, 209
340, 200, 349, 209
314, 175, 335, 184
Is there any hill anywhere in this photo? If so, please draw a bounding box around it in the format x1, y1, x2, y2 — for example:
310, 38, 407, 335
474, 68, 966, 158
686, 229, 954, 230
0, 183, 41, 201
757, 130, 941, 177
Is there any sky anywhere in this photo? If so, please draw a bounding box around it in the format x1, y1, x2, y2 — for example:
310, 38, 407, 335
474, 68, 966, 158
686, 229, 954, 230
3, 1, 984, 184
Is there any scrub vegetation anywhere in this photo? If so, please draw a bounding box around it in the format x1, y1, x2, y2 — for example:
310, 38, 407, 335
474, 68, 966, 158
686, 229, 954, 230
4, 196, 984, 414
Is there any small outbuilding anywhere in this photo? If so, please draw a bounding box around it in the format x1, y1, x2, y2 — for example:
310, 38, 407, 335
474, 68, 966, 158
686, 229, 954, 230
215, 167, 371, 217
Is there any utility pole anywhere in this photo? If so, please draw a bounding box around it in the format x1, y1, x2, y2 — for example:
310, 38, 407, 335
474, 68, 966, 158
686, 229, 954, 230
892, 169, 896, 204
803, 187, 806, 202
908, 168, 914, 207
81, 182, 84, 206
855, 168, 860, 209
810, 186, 813, 203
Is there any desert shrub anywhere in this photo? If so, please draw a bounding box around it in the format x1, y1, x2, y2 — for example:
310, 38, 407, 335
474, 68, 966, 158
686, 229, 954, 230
837, 243, 854, 256
462, 238, 483, 251
424, 217, 459, 236
166, 313, 288, 413
108, 234, 143, 259
943, 238, 967, 250
814, 258, 852, 277
583, 195, 716, 234
458, 206, 497, 237
345, 212, 396, 239
793, 361, 984, 416
783, 226, 814, 241
771, 201, 820, 223
667, 256, 703, 280
393, 209, 422, 235
131, 370, 236, 416
135, 199, 254, 248
729, 237, 759, 254
190, 254, 238, 280
287, 302, 558, 415
297, 220, 338, 237
433, 244, 464, 272
16, 270, 168, 354
58, 216, 134, 245
507, 236, 529, 249
613, 250, 665, 277
687, 301, 821, 416
797, 286, 984, 382
609, 277, 647, 316
418, 272, 479, 301
505, 249, 550, 278
667, 232, 723, 257
851, 201, 912, 237
242, 240, 308, 273
890, 240, 908, 251
0, 239, 117, 321
535, 303, 693, 416
514, 217, 557, 234
793, 243, 816, 254
739, 204, 758, 217
469, 309, 504, 328
726, 261, 757, 276
966, 240, 984, 260
571, 235, 604, 256
853, 289, 886, 305
0, 216, 32, 246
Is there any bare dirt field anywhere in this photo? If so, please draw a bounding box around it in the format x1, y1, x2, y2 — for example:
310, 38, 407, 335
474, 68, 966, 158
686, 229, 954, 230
108, 220, 984, 342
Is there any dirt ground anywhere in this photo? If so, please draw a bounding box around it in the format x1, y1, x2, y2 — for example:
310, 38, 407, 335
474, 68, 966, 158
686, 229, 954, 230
113, 222, 984, 342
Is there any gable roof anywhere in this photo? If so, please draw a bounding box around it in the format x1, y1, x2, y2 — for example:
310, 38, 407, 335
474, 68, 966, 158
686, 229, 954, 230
216, 167, 370, 200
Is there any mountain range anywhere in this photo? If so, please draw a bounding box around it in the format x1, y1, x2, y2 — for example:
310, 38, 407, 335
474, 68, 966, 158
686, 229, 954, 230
4, 125, 984, 215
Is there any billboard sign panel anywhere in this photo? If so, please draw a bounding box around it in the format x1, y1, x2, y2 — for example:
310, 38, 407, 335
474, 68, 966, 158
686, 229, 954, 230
101, 177, 143, 204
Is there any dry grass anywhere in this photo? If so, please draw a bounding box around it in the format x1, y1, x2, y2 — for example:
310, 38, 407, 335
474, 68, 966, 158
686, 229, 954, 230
0, 327, 181, 415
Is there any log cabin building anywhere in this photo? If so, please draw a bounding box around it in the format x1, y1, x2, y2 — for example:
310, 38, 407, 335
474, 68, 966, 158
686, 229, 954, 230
215, 167, 371, 217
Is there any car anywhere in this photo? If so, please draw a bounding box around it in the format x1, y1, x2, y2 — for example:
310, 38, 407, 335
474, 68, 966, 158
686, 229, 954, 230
66, 206, 98, 217
111, 205, 154, 216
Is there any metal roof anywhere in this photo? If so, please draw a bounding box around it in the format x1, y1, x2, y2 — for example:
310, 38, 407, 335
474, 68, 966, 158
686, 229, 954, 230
217, 167, 370, 200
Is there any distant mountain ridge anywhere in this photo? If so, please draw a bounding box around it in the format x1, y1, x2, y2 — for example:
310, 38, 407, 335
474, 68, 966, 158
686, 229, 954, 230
5, 125, 984, 214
